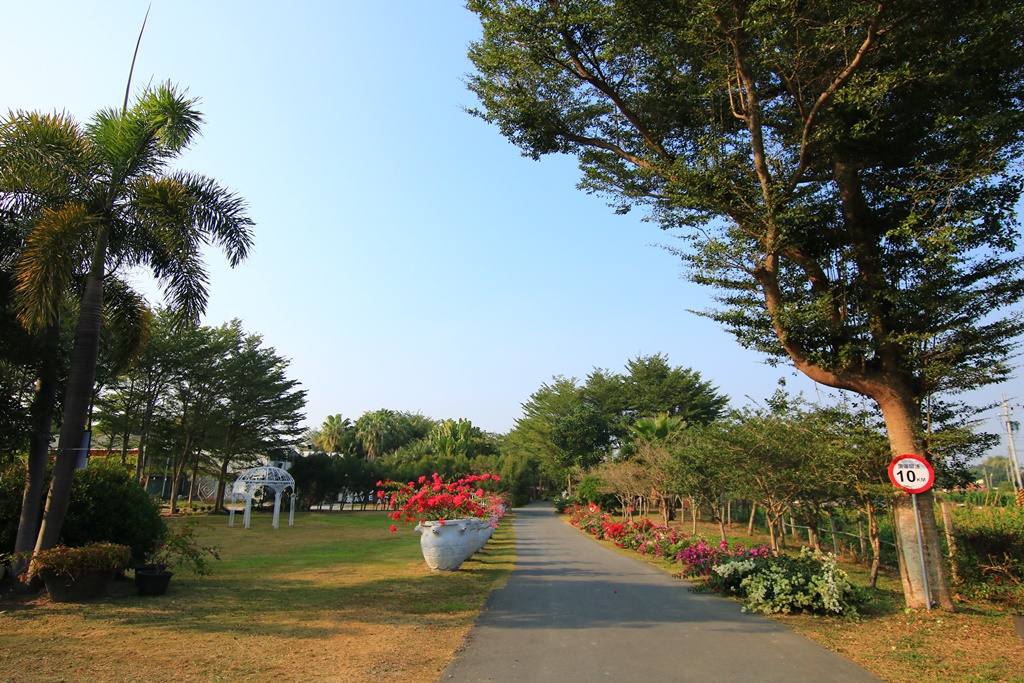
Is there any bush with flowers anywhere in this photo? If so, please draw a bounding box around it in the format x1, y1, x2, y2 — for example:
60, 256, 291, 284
27, 542, 132, 584
678, 538, 774, 583
378, 473, 502, 530
729, 548, 864, 616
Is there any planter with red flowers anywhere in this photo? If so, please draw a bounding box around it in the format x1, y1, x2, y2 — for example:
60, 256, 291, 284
378, 473, 503, 571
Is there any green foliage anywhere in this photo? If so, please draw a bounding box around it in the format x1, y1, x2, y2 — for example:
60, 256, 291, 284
145, 523, 221, 576
314, 414, 361, 456
551, 404, 610, 470
59, 460, 167, 563
508, 355, 728, 492
0, 462, 25, 552
552, 495, 578, 514
496, 450, 539, 507
576, 474, 615, 509
356, 409, 428, 461
465, 0, 1024, 515
949, 506, 1024, 609
621, 355, 727, 426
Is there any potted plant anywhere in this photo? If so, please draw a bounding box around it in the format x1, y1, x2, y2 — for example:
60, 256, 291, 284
29, 542, 131, 602
377, 473, 501, 571
136, 524, 221, 596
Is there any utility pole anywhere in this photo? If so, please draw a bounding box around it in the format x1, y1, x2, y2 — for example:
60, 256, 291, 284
1000, 395, 1024, 498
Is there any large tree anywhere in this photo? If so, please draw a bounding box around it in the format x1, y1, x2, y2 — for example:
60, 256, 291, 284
465, 0, 1024, 610
1, 82, 253, 553
207, 319, 307, 511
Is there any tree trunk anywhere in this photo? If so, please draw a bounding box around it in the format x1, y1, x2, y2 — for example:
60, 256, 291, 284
35, 264, 105, 553
14, 323, 60, 570
877, 391, 954, 611
169, 437, 192, 515
827, 511, 840, 555
747, 503, 757, 536
187, 456, 201, 506
864, 497, 882, 589
215, 456, 231, 513
134, 400, 155, 482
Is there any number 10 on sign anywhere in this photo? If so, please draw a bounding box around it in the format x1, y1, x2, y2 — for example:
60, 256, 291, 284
888, 454, 935, 494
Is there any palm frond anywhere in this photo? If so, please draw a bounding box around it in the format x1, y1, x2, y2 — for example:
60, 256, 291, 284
137, 81, 203, 153
170, 171, 254, 266
102, 277, 152, 372
14, 202, 97, 329
144, 229, 209, 325
87, 107, 165, 185
0, 110, 93, 212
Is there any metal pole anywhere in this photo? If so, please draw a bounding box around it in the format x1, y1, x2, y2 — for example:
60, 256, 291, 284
1003, 395, 1024, 492
912, 493, 932, 610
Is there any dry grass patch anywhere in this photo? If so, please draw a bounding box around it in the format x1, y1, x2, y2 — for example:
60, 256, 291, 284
0, 511, 514, 683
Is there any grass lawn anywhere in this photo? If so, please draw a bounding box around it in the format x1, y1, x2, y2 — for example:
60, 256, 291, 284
0, 511, 515, 683
570, 516, 1024, 683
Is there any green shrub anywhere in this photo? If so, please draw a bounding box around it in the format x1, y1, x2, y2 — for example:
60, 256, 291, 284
0, 462, 26, 552
553, 494, 579, 514
949, 505, 1024, 608
576, 475, 617, 509
0, 460, 166, 563
60, 460, 167, 563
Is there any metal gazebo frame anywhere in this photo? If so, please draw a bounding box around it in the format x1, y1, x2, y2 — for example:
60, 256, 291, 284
227, 466, 296, 530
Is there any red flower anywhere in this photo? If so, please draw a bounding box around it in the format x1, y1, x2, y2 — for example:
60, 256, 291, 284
389, 525, 398, 533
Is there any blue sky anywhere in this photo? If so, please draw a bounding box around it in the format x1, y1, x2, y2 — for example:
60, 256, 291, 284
3, 1, 1022, 458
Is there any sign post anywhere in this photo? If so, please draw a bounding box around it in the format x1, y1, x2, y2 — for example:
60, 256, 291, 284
888, 454, 935, 610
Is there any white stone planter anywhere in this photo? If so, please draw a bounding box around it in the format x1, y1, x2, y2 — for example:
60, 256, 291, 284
416, 520, 471, 571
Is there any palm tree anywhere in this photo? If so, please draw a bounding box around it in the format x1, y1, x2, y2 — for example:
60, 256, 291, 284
316, 414, 354, 454
0, 81, 253, 553
355, 409, 412, 462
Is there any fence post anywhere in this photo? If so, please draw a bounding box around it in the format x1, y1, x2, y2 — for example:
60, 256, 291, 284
827, 511, 840, 555
940, 499, 959, 584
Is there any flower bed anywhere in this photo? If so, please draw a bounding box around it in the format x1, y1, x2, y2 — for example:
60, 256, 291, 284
561, 503, 862, 616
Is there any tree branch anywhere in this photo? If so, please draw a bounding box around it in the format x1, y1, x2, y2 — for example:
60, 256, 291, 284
785, 2, 889, 196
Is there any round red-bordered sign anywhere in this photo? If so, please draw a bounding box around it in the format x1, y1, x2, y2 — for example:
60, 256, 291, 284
888, 454, 935, 494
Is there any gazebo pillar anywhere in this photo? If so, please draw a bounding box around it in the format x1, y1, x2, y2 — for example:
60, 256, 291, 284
243, 494, 253, 529
272, 491, 282, 530
289, 488, 295, 527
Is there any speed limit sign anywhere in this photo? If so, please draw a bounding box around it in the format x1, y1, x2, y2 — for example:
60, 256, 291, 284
888, 454, 935, 494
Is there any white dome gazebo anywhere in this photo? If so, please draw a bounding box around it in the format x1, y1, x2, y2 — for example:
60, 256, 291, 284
228, 466, 296, 530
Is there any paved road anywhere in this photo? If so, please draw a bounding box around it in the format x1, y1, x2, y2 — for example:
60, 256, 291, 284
441, 503, 884, 682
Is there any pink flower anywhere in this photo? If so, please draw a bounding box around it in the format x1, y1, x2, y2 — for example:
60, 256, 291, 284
389, 525, 398, 533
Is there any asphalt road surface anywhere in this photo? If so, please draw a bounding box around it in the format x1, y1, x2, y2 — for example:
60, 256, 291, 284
440, 502, 884, 683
